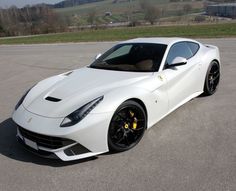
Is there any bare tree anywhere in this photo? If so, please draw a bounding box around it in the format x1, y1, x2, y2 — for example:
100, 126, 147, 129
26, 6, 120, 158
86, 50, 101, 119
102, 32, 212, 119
145, 6, 160, 25
0, 5, 65, 36
0, 22, 5, 37
183, 4, 192, 15
87, 9, 97, 26
139, 0, 160, 25
139, 0, 148, 10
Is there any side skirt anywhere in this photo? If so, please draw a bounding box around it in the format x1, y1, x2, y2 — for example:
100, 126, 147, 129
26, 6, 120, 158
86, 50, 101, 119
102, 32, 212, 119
147, 91, 203, 129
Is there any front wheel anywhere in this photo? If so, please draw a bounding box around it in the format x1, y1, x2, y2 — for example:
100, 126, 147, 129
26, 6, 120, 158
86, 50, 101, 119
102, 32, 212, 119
203, 60, 220, 96
108, 100, 147, 152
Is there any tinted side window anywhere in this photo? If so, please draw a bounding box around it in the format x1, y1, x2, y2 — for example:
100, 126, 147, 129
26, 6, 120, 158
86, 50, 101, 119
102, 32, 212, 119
104, 45, 132, 61
166, 42, 192, 64
187, 42, 199, 56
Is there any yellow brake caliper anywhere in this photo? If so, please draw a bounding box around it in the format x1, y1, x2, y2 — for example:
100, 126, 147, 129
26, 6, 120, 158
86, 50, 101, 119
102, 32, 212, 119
129, 111, 137, 130
133, 118, 137, 130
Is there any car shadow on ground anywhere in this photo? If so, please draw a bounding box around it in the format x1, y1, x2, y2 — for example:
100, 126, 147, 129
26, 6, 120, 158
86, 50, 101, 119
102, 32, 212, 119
0, 118, 98, 167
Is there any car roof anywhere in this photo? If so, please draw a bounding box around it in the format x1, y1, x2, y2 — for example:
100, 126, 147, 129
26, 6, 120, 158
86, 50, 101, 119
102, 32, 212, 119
119, 37, 198, 46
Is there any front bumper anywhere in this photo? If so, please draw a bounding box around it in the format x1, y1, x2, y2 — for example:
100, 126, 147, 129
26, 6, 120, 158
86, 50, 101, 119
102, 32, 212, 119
16, 135, 59, 159
13, 105, 113, 161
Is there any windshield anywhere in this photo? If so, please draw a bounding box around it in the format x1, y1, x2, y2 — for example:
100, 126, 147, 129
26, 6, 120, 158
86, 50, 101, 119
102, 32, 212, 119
90, 43, 167, 72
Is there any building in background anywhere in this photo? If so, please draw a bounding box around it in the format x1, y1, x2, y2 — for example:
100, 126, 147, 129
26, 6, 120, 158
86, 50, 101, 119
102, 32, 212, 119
207, 3, 236, 19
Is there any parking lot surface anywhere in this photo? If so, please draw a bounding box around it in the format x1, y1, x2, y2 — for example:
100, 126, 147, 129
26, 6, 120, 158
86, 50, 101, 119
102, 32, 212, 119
0, 39, 235, 191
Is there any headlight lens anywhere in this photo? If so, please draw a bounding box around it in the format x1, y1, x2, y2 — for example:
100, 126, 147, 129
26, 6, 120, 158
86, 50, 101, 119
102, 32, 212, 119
15, 88, 32, 110
60, 96, 104, 127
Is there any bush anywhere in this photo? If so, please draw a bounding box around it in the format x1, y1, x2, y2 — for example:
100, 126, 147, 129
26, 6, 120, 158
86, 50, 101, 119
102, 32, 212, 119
194, 15, 206, 23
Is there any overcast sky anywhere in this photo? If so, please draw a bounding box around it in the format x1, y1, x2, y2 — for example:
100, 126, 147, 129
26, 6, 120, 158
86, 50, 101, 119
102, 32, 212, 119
0, 0, 62, 8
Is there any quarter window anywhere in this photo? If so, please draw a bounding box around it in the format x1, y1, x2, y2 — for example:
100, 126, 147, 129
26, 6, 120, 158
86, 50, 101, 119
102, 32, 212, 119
187, 42, 200, 56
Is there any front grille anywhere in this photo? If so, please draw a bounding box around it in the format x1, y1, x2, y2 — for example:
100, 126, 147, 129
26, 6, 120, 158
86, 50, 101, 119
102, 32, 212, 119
18, 126, 75, 149
17, 136, 59, 159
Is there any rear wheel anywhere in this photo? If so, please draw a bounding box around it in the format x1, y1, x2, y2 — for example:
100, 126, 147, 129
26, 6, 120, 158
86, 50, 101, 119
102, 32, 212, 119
203, 61, 220, 96
108, 100, 147, 152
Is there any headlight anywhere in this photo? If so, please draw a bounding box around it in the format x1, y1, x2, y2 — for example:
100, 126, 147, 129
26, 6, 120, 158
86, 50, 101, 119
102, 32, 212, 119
15, 88, 32, 110
60, 96, 104, 127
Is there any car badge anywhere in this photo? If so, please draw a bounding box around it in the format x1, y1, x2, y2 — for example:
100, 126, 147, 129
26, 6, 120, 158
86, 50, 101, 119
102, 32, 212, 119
158, 75, 164, 81
27, 118, 32, 123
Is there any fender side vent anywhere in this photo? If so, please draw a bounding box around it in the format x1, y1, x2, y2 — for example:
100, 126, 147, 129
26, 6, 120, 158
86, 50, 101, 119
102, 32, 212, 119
45, 96, 62, 102
64, 71, 73, 76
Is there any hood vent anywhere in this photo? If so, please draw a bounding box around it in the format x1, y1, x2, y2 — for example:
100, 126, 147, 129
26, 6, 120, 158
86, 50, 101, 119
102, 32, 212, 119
45, 96, 62, 102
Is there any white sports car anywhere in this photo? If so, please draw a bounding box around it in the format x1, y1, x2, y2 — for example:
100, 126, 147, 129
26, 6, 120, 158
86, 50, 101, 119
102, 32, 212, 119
12, 38, 221, 161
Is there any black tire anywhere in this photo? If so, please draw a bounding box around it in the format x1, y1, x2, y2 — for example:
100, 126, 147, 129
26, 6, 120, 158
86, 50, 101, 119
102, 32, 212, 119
108, 100, 147, 152
203, 60, 220, 96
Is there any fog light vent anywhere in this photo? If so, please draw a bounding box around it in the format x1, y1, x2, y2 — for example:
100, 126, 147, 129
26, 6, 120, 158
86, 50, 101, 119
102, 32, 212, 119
64, 144, 91, 156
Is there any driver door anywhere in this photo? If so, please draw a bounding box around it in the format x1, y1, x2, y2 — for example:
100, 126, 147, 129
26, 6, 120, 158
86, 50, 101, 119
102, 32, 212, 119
162, 42, 202, 111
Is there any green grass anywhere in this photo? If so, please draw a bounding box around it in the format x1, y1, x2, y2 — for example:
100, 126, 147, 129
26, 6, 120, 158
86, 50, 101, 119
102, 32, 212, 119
0, 23, 235, 45
55, 0, 166, 16
55, 0, 201, 25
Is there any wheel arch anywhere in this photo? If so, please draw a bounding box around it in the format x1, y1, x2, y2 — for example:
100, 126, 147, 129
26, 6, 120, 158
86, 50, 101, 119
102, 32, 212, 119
212, 59, 221, 69
204, 59, 221, 78
205, 59, 220, 76
202, 59, 221, 96
108, 97, 148, 152
212, 59, 219, 64
125, 98, 148, 125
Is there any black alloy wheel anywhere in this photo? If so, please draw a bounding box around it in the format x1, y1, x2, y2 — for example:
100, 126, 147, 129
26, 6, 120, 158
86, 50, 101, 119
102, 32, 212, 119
108, 100, 147, 152
203, 61, 220, 96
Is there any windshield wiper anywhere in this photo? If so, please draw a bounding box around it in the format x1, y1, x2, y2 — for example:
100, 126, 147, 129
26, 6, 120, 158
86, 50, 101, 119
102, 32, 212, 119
90, 65, 124, 71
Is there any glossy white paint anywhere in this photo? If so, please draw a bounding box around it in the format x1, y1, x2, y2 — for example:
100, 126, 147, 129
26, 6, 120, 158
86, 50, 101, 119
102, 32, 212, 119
12, 37, 220, 161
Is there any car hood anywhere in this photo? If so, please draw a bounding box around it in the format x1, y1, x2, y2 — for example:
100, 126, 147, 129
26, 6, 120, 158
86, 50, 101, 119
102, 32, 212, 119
23, 67, 152, 118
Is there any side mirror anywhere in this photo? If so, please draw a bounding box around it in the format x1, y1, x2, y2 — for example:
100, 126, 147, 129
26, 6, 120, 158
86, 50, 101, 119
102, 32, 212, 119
168, 57, 187, 67
95, 53, 102, 60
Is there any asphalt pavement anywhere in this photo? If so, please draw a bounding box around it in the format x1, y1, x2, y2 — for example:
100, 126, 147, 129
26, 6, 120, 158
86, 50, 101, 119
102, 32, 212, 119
0, 39, 235, 191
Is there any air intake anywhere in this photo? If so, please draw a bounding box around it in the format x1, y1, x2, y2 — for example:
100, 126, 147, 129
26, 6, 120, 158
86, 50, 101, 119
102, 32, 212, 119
45, 96, 61, 102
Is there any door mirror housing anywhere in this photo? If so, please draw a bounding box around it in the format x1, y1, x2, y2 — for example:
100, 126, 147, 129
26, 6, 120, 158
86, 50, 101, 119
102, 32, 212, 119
168, 57, 187, 68
95, 53, 102, 60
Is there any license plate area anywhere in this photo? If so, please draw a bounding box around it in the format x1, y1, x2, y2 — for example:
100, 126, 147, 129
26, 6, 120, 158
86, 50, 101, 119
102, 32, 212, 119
24, 137, 38, 150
